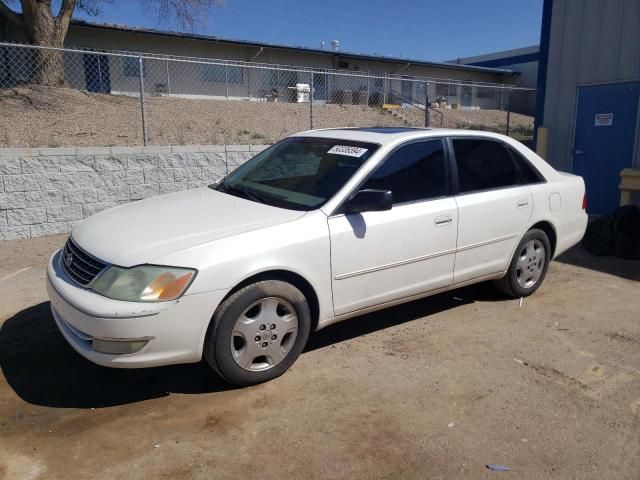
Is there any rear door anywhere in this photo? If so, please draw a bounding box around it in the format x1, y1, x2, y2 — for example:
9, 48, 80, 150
329, 139, 458, 315
450, 138, 533, 284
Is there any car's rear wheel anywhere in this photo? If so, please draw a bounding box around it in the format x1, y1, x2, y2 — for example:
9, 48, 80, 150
204, 280, 311, 386
495, 228, 551, 298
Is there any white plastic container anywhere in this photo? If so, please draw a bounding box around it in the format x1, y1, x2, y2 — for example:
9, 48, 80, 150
296, 83, 310, 103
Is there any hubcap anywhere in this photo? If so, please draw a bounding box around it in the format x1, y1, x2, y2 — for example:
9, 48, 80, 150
230, 297, 298, 372
515, 239, 545, 289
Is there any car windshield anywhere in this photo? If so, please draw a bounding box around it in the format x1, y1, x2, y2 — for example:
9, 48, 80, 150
213, 137, 379, 210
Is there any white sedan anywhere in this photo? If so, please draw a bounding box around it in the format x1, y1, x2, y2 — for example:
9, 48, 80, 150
46, 128, 588, 386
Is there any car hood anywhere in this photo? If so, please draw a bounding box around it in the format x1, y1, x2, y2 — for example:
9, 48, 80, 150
72, 188, 306, 266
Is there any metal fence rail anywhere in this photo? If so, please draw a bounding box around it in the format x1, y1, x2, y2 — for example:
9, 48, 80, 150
0, 42, 536, 148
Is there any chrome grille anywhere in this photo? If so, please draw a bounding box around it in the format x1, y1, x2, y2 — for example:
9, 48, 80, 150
61, 238, 108, 286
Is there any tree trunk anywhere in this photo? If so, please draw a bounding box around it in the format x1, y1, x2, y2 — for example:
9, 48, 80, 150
32, 45, 65, 86
20, 0, 74, 86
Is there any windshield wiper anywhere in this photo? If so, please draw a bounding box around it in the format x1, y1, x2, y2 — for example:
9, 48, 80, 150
217, 181, 267, 204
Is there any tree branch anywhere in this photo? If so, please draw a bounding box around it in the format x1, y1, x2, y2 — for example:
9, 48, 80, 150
56, 0, 76, 20
0, 1, 23, 28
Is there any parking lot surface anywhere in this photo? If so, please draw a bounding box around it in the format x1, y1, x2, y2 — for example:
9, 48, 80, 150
1, 235, 639, 480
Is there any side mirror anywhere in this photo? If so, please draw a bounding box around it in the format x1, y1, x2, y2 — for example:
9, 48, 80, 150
343, 189, 392, 214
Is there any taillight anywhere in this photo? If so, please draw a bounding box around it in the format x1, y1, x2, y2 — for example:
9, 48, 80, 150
582, 193, 587, 210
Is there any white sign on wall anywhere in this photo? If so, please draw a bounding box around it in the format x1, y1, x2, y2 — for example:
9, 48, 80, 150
594, 113, 614, 127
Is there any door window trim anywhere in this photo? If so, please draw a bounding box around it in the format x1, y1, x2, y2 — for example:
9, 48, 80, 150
506, 145, 547, 185
330, 137, 453, 216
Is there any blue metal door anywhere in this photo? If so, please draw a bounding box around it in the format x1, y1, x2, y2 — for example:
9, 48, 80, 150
572, 82, 639, 215
83, 53, 111, 94
401, 76, 413, 102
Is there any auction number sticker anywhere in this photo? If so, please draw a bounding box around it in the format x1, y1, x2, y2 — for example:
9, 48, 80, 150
327, 145, 368, 157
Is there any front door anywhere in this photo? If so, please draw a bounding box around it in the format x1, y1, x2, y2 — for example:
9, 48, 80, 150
572, 82, 639, 215
401, 76, 413, 102
83, 53, 111, 94
329, 139, 458, 315
312, 70, 328, 102
461, 81, 473, 108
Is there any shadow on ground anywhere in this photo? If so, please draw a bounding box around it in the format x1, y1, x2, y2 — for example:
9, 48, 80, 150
555, 244, 640, 282
0, 284, 502, 410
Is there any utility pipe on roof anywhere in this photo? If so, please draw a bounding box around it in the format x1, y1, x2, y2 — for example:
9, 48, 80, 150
392, 62, 411, 75
250, 46, 264, 61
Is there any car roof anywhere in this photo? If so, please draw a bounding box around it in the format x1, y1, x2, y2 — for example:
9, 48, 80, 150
293, 127, 512, 146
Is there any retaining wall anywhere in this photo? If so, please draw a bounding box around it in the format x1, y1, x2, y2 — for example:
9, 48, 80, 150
0, 145, 267, 240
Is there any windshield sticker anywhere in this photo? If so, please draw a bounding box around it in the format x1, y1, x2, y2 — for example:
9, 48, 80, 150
327, 145, 368, 157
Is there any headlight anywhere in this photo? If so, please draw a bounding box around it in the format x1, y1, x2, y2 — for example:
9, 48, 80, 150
92, 265, 196, 302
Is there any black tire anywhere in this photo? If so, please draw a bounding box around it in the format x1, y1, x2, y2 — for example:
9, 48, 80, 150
204, 280, 311, 386
495, 228, 551, 298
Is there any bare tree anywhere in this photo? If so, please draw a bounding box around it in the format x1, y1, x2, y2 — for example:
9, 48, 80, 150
0, 0, 222, 85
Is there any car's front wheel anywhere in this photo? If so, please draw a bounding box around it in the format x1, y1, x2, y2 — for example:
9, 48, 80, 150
495, 228, 551, 298
204, 280, 311, 386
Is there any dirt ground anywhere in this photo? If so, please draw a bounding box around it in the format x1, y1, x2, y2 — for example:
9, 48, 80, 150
0, 87, 532, 148
0, 86, 406, 147
0, 235, 639, 480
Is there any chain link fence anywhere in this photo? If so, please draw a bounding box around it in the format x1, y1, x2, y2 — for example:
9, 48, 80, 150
0, 42, 535, 148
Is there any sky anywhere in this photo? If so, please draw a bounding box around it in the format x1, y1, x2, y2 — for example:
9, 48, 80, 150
65, 0, 542, 62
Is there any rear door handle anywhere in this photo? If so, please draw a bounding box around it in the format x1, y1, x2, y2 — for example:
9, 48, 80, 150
517, 199, 529, 208
434, 215, 453, 226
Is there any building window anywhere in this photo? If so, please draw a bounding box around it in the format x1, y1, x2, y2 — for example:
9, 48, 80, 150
435, 82, 456, 97
477, 87, 495, 99
337, 61, 349, 69
122, 56, 145, 78
261, 69, 297, 87
201, 64, 243, 83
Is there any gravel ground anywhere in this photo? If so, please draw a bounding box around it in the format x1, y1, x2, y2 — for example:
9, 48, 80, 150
0, 236, 639, 479
396, 107, 534, 131
0, 87, 533, 148
0, 86, 405, 148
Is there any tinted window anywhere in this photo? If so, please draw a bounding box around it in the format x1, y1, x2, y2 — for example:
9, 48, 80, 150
508, 147, 544, 184
453, 139, 518, 193
362, 140, 446, 204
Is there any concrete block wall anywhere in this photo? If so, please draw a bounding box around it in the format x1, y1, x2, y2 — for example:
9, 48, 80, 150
0, 145, 268, 241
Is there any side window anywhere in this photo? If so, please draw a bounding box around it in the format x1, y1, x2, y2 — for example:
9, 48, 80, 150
508, 147, 545, 184
453, 139, 519, 193
362, 140, 447, 204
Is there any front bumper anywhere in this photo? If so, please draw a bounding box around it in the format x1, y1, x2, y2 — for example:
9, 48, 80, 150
47, 249, 229, 368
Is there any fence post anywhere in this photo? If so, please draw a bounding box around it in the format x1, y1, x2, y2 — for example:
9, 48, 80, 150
225, 63, 229, 99
366, 76, 370, 106
166, 60, 171, 95
97, 54, 102, 91
506, 87, 512, 137
424, 82, 429, 127
138, 55, 148, 146
309, 71, 314, 130
383, 73, 388, 104
247, 66, 252, 100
